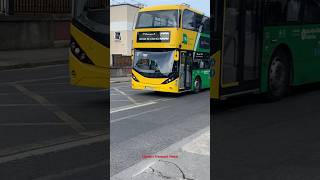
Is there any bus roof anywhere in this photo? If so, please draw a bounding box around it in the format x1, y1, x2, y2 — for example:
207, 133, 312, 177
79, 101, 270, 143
139, 4, 204, 16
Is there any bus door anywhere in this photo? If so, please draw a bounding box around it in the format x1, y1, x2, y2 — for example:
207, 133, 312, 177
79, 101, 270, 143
180, 51, 193, 90
220, 0, 261, 97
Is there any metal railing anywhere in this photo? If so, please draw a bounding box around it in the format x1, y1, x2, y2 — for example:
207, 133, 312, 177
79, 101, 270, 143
0, 0, 7, 15
9, 0, 107, 16
11, 0, 71, 15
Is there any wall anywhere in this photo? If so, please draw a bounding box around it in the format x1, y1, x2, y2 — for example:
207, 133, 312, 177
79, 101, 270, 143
110, 4, 139, 66
110, 67, 131, 77
0, 16, 70, 50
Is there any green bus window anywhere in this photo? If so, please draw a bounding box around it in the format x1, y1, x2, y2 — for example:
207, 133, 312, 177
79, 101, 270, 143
303, 0, 320, 23
199, 36, 210, 49
183, 10, 196, 31
202, 17, 210, 34
195, 13, 204, 31
264, 0, 287, 25
286, 0, 301, 22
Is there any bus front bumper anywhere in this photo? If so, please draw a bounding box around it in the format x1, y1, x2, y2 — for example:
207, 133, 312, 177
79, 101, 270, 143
132, 79, 180, 93
69, 52, 109, 89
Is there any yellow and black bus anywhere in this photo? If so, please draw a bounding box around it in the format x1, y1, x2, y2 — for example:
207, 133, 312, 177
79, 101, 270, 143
69, 0, 109, 88
132, 4, 211, 93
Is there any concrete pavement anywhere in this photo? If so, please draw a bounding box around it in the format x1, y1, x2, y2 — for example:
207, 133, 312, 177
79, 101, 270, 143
112, 127, 210, 180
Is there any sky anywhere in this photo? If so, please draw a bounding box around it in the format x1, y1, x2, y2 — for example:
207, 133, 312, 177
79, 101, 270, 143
111, 0, 210, 16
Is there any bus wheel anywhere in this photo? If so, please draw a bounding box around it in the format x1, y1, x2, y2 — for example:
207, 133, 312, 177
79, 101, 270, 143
194, 77, 201, 93
267, 51, 290, 100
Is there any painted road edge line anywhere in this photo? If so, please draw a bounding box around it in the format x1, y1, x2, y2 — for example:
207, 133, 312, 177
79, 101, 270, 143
110, 101, 157, 114
110, 126, 210, 180
0, 134, 108, 164
113, 87, 138, 105
110, 107, 168, 124
11, 83, 87, 134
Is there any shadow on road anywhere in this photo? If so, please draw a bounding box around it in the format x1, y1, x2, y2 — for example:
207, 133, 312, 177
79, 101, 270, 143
211, 82, 320, 115
138, 89, 210, 99
212, 82, 320, 180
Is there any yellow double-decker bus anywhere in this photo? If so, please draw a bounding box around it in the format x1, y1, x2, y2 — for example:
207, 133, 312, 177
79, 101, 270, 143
69, 0, 109, 88
132, 4, 211, 93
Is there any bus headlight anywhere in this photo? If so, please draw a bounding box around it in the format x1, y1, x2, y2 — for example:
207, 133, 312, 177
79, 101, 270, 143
80, 53, 87, 60
70, 37, 94, 65
74, 48, 81, 55
71, 42, 76, 51
162, 73, 178, 84
132, 73, 139, 82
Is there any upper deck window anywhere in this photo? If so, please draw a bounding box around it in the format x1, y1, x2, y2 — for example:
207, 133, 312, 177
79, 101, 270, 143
135, 10, 179, 28
74, 0, 108, 35
182, 9, 203, 31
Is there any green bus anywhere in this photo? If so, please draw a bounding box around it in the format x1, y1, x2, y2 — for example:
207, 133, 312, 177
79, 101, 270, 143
211, 0, 320, 100
191, 19, 211, 92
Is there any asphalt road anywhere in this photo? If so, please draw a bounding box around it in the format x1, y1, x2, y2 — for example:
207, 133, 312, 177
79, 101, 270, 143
0, 64, 108, 180
110, 82, 210, 176
213, 84, 320, 180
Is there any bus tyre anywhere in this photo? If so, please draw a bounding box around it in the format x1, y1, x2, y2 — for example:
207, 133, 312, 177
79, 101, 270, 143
194, 77, 201, 93
267, 51, 290, 101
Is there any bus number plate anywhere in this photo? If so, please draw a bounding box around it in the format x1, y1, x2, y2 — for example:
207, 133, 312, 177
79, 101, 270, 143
145, 86, 153, 91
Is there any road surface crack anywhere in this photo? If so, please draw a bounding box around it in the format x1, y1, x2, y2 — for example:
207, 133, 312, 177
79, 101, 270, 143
147, 167, 172, 179
143, 160, 194, 180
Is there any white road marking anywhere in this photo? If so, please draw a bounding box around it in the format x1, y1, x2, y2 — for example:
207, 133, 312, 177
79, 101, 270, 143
111, 85, 132, 89
11, 83, 86, 134
153, 98, 177, 102
110, 81, 130, 84
0, 134, 108, 164
24, 82, 69, 85
110, 107, 167, 123
112, 89, 140, 92
0, 122, 108, 127
34, 89, 107, 95
0, 89, 106, 96
34, 161, 107, 180
0, 104, 44, 107
110, 101, 156, 114
111, 99, 130, 102
0, 103, 108, 107
110, 93, 121, 96
0, 64, 66, 72
0, 76, 69, 86
113, 87, 138, 105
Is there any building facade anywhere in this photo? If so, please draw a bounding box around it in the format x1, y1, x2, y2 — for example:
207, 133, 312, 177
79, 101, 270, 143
0, 0, 106, 16
110, 3, 140, 66
0, 0, 106, 50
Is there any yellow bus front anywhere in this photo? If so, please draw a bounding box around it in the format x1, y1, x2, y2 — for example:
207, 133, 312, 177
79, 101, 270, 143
69, 0, 109, 89
131, 5, 200, 93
